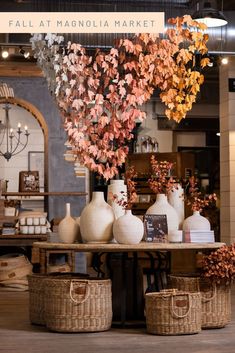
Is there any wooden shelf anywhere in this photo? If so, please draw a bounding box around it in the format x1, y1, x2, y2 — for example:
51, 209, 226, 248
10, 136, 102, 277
2, 192, 87, 197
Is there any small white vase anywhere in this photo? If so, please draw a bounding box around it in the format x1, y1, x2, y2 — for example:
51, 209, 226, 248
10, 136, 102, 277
168, 184, 184, 230
113, 210, 144, 244
58, 203, 77, 244
107, 179, 127, 219
183, 210, 211, 231
80, 191, 115, 243
146, 194, 179, 232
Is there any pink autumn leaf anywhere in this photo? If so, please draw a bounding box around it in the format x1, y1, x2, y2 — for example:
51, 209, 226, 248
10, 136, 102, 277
69, 79, 76, 87
88, 145, 98, 156
95, 94, 104, 104
100, 115, 109, 127
88, 90, 95, 100
65, 88, 71, 96
72, 99, 84, 110
126, 94, 137, 105
110, 48, 119, 57
125, 73, 133, 85
122, 39, 135, 52
72, 131, 84, 141
78, 84, 85, 95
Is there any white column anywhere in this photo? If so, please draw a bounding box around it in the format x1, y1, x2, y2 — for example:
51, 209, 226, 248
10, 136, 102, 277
220, 57, 235, 244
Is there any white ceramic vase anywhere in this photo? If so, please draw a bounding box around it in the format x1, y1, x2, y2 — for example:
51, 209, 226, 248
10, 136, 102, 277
113, 209, 144, 245
80, 191, 115, 243
74, 216, 82, 243
183, 210, 211, 231
58, 203, 77, 244
168, 184, 185, 230
146, 194, 179, 232
107, 179, 127, 219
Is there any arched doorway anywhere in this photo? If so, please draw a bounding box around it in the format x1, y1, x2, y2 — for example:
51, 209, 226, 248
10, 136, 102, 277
0, 97, 48, 192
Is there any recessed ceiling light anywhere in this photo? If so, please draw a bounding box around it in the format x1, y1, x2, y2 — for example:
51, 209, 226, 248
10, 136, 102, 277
221, 57, 229, 65
24, 51, 30, 59
1, 50, 9, 59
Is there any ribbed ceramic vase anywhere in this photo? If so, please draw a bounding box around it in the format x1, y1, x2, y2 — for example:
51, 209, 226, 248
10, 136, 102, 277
168, 184, 184, 230
107, 179, 127, 219
58, 203, 77, 244
183, 210, 211, 231
146, 194, 179, 232
113, 210, 144, 244
80, 191, 115, 243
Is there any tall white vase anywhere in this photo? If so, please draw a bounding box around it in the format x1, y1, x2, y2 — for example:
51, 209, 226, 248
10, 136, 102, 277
80, 191, 115, 243
58, 203, 77, 244
183, 210, 211, 231
146, 194, 179, 232
113, 210, 144, 244
168, 184, 184, 230
107, 179, 127, 219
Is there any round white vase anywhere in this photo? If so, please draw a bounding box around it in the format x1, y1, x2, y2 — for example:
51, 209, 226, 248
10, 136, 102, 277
183, 210, 211, 231
80, 191, 115, 243
113, 210, 144, 245
107, 179, 127, 219
168, 184, 184, 230
146, 194, 179, 232
58, 203, 77, 244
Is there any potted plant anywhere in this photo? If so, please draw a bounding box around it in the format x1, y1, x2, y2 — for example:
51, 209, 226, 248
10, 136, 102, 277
112, 166, 144, 244
146, 155, 179, 232
183, 176, 217, 231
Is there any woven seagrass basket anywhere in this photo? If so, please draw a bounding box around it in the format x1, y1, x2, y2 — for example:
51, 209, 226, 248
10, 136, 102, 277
28, 274, 46, 325
145, 290, 201, 335
44, 275, 112, 332
168, 274, 231, 329
0, 254, 29, 270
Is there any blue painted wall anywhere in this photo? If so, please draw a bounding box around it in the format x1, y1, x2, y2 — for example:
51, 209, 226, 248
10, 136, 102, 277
0, 76, 86, 220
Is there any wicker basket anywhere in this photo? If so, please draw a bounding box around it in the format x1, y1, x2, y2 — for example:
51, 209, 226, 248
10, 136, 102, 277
0, 254, 30, 270
43, 275, 112, 332
168, 274, 231, 329
145, 290, 201, 335
28, 274, 46, 325
28, 273, 90, 326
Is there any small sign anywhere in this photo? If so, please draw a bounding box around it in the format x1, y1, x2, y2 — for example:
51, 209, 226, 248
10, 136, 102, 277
144, 214, 168, 243
229, 78, 235, 92
19, 171, 40, 193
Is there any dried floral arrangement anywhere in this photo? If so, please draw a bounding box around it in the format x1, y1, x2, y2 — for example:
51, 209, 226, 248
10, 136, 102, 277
185, 176, 217, 212
201, 244, 235, 284
112, 166, 138, 210
148, 155, 176, 195
31, 15, 209, 180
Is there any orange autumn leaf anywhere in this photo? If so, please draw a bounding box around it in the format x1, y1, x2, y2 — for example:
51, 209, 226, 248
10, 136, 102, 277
200, 57, 210, 68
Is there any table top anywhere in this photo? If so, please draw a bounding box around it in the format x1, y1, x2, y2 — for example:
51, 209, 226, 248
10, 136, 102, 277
32, 241, 225, 252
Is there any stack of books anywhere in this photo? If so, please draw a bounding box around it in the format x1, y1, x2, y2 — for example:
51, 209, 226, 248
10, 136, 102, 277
1, 222, 16, 236
183, 230, 215, 243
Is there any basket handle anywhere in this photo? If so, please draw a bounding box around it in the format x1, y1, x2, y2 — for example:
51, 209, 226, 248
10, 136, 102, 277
170, 293, 191, 319
201, 283, 216, 302
69, 280, 90, 304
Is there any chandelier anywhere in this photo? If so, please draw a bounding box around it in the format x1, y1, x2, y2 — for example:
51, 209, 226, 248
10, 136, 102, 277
0, 83, 30, 162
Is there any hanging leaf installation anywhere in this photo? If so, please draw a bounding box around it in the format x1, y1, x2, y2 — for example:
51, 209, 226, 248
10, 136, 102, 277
31, 15, 210, 180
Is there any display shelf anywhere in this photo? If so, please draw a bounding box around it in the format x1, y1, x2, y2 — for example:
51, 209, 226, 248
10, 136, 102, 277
2, 192, 87, 197
0, 233, 48, 246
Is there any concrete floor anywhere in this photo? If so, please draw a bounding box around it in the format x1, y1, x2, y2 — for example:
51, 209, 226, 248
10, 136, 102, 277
0, 287, 235, 353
